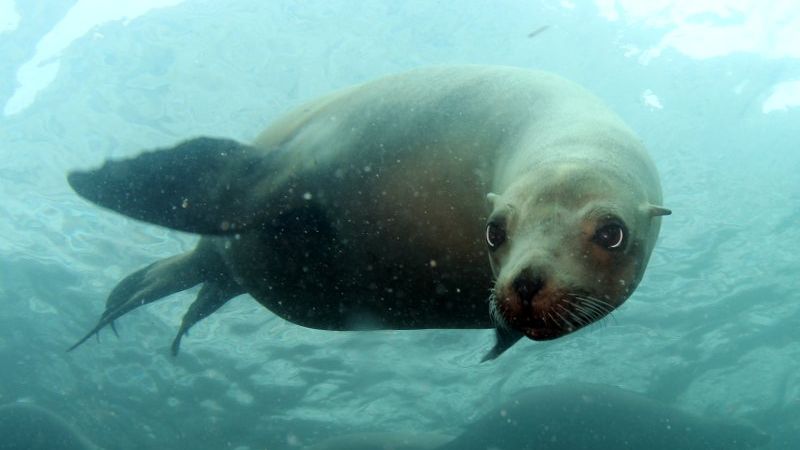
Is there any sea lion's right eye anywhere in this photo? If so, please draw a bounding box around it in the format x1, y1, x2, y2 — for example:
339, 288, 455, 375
593, 223, 626, 251
486, 220, 506, 249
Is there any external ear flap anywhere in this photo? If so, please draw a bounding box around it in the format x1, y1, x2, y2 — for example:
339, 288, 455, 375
647, 205, 672, 217
68, 137, 268, 235
486, 192, 500, 205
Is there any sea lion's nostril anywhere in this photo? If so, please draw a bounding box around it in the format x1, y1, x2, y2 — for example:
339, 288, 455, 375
512, 271, 544, 306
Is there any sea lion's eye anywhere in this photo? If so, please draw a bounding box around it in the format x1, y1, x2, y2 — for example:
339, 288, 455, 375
486, 220, 506, 249
593, 223, 625, 250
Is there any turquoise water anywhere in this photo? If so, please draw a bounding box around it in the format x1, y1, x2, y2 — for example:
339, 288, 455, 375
1, 1, 798, 449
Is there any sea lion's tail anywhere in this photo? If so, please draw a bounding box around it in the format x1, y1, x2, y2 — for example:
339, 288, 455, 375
68, 239, 242, 354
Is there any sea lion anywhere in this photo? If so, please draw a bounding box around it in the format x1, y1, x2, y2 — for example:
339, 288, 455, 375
0, 403, 98, 450
66, 65, 670, 359
435, 383, 770, 450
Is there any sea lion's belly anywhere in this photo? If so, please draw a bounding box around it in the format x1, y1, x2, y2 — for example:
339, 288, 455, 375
219, 161, 494, 331
223, 85, 511, 330
220, 219, 493, 330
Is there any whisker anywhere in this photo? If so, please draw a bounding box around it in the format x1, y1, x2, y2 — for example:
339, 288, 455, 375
574, 295, 613, 315
565, 298, 597, 320
553, 311, 568, 329
570, 300, 599, 322
579, 295, 617, 312
575, 307, 595, 327
552, 308, 574, 331
570, 294, 620, 327
574, 306, 594, 326
583, 297, 619, 326
488, 292, 510, 330
572, 298, 606, 318
557, 304, 586, 328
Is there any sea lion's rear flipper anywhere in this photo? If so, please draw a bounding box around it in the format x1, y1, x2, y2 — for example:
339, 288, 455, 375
67, 137, 268, 235
68, 239, 232, 352
171, 277, 244, 356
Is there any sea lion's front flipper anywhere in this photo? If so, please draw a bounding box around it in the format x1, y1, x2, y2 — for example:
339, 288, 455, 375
67, 137, 268, 235
171, 277, 244, 356
481, 327, 523, 362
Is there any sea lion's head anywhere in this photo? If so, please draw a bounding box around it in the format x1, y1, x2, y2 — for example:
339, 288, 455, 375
486, 161, 670, 342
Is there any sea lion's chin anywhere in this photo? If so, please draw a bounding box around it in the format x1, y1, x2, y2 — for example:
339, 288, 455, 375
494, 287, 614, 341
512, 310, 572, 341
521, 325, 569, 341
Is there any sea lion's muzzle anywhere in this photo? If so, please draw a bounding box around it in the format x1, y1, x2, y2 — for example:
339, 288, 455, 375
495, 268, 588, 341
511, 269, 544, 307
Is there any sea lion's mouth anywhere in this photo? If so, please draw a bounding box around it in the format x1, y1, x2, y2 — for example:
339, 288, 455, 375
513, 307, 581, 341
492, 288, 617, 341
522, 326, 567, 341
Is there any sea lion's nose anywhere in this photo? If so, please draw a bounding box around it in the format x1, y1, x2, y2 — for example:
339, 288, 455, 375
512, 270, 544, 306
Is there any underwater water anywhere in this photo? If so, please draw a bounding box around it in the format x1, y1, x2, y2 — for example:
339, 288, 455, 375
0, 0, 798, 449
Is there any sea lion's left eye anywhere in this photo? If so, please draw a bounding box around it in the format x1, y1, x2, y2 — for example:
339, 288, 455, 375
486, 220, 507, 249
593, 223, 625, 250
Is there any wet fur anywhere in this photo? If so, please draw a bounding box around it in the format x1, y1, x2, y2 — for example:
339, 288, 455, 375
67, 65, 667, 358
